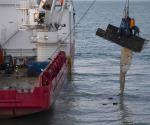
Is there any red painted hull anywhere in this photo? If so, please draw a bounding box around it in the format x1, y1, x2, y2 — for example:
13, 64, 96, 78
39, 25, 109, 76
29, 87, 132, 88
0, 51, 68, 118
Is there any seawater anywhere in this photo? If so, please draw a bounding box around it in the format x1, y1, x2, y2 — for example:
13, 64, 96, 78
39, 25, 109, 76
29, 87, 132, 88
1, 1, 150, 125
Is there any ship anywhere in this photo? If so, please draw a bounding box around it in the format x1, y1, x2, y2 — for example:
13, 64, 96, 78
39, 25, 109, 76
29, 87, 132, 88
0, 0, 75, 118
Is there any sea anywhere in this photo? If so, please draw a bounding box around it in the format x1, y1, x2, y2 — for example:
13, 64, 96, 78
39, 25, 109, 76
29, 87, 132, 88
1, 1, 150, 125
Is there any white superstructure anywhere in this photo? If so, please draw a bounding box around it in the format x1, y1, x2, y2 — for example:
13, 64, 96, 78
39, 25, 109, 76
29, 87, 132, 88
0, 0, 75, 61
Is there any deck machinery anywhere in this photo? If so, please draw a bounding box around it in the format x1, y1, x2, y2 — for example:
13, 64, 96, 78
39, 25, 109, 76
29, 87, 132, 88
0, 0, 75, 118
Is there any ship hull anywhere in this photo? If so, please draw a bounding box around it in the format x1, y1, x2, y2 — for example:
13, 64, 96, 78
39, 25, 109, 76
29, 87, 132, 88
0, 0, 75, 118
0, 51, 68, 118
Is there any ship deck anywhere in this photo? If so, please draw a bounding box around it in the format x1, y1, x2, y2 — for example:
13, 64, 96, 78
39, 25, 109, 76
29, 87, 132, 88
0, 68, 39, 90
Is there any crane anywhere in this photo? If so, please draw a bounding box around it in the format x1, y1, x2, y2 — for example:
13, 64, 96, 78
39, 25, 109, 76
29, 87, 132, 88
96, 0, 147, 94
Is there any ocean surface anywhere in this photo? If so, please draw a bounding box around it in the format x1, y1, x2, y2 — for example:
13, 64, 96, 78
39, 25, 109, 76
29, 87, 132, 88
1, 1, 150, 125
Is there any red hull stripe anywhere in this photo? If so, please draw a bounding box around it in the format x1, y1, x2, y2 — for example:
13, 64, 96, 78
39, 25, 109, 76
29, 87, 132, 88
0, 51, 67, 118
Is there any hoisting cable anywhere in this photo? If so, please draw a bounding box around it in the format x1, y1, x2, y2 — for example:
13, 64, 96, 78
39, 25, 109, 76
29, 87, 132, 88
120, 0, 133, 95
123, 0, 129, 18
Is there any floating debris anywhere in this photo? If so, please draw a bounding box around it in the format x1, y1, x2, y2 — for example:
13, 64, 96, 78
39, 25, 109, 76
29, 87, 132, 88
113, 102, 119, 106
102, 103, 107, 106
108, 97, 113, 100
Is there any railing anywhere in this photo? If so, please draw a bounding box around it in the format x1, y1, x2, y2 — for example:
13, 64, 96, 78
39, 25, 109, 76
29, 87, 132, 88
40, 51, 66, 86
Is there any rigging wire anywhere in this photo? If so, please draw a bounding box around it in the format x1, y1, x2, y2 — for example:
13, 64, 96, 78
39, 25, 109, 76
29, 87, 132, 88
74, 0, 97, 27
65, 0, 97, 41
50, 0, 97, 58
